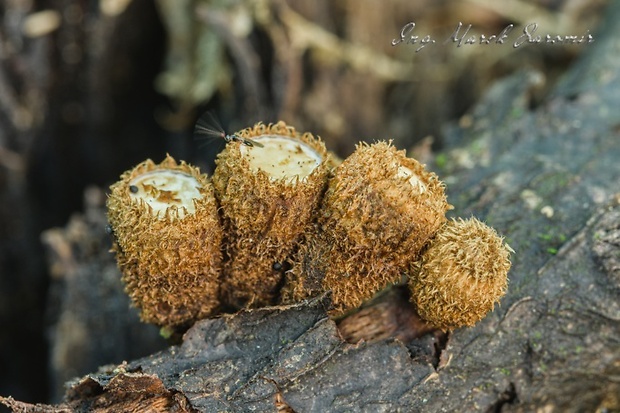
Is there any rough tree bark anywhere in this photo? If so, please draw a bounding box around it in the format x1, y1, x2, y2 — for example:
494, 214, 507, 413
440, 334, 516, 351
2, 3, 620, 413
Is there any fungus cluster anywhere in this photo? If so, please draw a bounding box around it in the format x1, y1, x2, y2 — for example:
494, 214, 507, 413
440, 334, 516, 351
106, 122, 512, 331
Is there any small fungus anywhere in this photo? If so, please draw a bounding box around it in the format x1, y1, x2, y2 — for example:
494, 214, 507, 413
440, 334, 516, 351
409, 217, 512, 330
283, 141, 452, 316
212, 122, 330, 308
106, 155, 222, 328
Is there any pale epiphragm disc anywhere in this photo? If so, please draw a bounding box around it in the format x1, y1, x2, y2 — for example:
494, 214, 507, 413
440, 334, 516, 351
409, 217, 512, 330
284, 141, 452, 316
106, 154, 223, 328
212, 122, 330, 309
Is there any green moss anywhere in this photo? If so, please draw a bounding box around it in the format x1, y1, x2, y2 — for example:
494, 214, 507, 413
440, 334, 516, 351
538, 233, 553, 241
468, 139, 484, 155
532, 172, 571, 198
537, 231, 566, 255
435, 153, 447, 169
510, 106, 524, 119
537, 231, 566, 242
160, 326, 174, 339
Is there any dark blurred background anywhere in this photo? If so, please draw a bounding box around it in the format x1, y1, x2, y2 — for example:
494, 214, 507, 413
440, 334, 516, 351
0, 0, 607, 406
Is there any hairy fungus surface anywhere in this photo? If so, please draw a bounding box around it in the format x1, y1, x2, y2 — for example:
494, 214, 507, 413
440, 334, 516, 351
106, 130, 512, 332
213, 122, 330, 309
107, 155, 223, 327
286, 141, 452, 315
409, 217, 512, 330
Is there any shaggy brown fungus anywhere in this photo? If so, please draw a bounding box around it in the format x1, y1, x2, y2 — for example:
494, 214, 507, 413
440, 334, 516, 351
409, 217, 512, 330
212, 122, 330, 309
283, 141, 451, 315
106, 155, 223, 328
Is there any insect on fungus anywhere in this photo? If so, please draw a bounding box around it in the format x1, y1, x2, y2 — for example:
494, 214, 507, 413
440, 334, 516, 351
194, 111, 264, 148
212, 121, 329, 309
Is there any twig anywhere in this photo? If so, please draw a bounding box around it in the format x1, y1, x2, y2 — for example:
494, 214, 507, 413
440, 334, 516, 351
275, 1, 413, 82
196, 4, 266, 119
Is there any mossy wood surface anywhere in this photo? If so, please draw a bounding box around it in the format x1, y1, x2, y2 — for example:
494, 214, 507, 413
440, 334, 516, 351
3, 3, 620, 413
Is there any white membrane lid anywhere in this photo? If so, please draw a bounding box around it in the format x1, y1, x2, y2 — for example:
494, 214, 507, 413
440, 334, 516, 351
129, 170, 203, 218
397, 165, 427, 194
239, 135, 322, 182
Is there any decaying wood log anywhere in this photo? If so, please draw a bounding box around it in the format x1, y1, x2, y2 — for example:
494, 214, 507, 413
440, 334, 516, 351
3, 2, 620, 413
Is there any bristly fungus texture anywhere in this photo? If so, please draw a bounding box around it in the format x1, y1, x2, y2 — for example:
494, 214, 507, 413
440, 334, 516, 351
106, 155, 223, 328
409, 217, 512, 330
284, 141, 452, 316
212, 122, 330, 309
